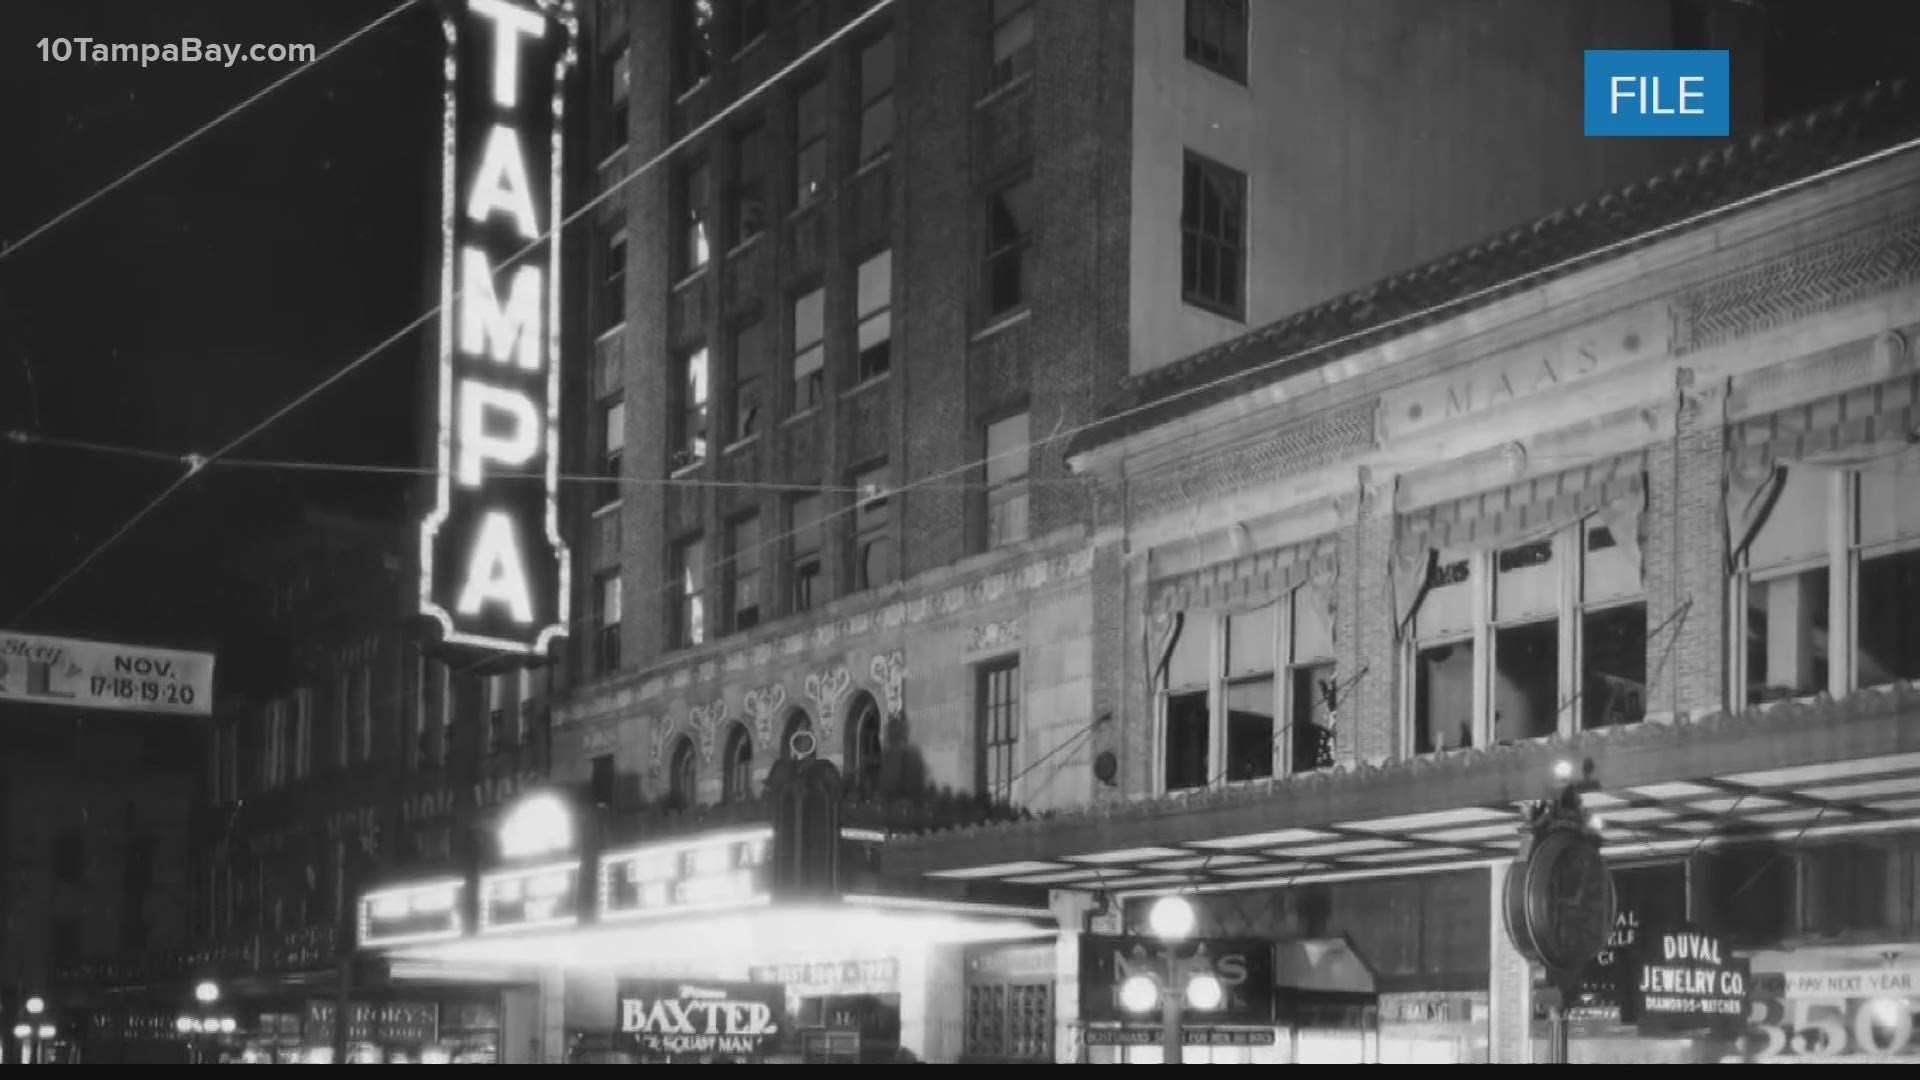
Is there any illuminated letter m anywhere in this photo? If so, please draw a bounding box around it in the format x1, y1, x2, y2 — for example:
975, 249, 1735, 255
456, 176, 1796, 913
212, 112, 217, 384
460, 247, 544, 372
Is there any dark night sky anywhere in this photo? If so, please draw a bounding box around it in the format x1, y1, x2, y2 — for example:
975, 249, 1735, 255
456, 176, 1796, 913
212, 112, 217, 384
1, 1, 1916, 655
2, 0, 442, 646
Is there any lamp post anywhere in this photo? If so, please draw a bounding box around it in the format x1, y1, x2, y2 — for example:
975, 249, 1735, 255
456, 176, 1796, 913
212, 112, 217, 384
23, 996, 46, 1064
1118, 895, 1225, 1065
177, 981, 232, 1065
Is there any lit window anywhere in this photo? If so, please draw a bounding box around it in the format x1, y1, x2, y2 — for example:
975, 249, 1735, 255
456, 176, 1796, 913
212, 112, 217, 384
673, 346, 709, 470
855, 250, 892, 382
601, 228, 628, 330
596, 572, 622, 675
988, 0, 1034, 91
794, 80, 828, 206
728, 514, 762, 632
982, 179, 1034, 320
791, 288, 825, 413
1184, 0, 1248, 83
729, 118, 769, 248
731, 320, 765, 443
675, 0, 716, 92
1181, 153, 1246, 319
853, 463, 895, 591
858, 34, 895, 165
790, 494, 823, 613
600, 397, 625, 505
605, 45, 632, 147
977, 658, 1020, 804
984, 413, 1030, 549
674, 160, 711, 277
673, 536, 707, 648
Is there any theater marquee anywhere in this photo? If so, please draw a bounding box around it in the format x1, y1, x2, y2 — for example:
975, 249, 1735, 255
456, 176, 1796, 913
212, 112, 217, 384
419, 0, 576, 654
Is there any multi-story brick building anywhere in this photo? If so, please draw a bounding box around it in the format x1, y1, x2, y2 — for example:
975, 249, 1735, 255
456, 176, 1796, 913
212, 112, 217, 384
556, 0, 1730, 834
887, 77, 1920, 1064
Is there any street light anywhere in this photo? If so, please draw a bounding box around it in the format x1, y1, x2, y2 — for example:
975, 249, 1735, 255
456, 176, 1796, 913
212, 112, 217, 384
23, 998, 43, 1017
1117, 895, 1225, 1065
194, 981, 220, 1006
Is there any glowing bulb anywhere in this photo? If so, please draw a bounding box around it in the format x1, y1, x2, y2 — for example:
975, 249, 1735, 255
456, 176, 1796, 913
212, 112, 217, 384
35, 1026, 53, 1041
1588, 813, 1606, 833
175, 1017, 195, 1034
1186, 973, 1225, 1011
1552, 759, 1574, 782
11, 1024, 30, 1040
24, 997, 43, 1016
220, 1017, 237, 1034
1119, 975, 1159, 1014
1148, 894, 1197, 942
194, 981, 219, 1005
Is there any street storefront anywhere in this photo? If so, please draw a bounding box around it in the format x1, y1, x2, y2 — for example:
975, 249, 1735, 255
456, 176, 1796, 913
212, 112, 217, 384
358, 774, 1053, 1063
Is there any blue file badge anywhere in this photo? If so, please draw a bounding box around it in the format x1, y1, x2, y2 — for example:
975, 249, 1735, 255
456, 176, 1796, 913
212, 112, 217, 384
1583, 50, 1730, 137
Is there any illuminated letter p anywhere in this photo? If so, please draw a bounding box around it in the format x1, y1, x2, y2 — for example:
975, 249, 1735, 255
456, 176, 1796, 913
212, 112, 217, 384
456, 380, 540, 488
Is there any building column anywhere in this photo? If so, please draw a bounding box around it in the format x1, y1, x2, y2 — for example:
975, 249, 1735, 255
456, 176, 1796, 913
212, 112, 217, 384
899, 943, 965, 1063
1643, 370, 1729, 722
538, 968, 566, 1064
1341, 469, 1399, 765
1487, 861, 1534, 1064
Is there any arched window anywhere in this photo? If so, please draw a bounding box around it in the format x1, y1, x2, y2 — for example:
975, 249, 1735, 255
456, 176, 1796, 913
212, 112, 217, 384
780, 709, 814, 759
668, 736, 698, 810
845, 693, 883, 797
723, 725, 754, 802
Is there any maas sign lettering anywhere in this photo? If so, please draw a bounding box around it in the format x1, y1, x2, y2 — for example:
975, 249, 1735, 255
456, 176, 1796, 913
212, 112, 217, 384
0, 631, 215, 717
418, 0, 575, 654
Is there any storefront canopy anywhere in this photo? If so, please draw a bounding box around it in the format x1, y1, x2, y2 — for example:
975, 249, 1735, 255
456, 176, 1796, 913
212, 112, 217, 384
888, 685, 1920, 894
378, 895, 1054, 972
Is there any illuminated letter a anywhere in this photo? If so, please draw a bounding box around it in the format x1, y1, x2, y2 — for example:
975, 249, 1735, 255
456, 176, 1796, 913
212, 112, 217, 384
457, 510, 535, 625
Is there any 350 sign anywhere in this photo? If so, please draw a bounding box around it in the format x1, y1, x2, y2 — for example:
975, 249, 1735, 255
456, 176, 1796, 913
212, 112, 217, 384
1729, 997, 1918, 1061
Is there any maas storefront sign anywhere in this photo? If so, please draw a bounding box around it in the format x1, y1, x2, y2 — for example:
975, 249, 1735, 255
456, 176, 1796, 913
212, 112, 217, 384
616, 981, 786, 1059
1624, 926, 1749, 1033
1079, 936, 1274, 1027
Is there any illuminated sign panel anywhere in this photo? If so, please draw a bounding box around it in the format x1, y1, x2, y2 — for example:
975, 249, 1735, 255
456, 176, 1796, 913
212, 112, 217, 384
419, 0, 576, 654
599, 828, 774, 921
359, 879, 466, 948
479, 860, 582, 934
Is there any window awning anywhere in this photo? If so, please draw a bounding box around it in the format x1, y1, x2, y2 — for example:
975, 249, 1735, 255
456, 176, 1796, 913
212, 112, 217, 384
1276, 936, 1376, 996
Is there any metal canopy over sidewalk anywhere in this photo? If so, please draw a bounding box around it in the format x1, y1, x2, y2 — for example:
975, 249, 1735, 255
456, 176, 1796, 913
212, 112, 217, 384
886, 684, 1920, 894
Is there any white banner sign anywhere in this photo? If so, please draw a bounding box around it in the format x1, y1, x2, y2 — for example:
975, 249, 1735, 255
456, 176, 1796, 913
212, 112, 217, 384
0, 632, 215, 716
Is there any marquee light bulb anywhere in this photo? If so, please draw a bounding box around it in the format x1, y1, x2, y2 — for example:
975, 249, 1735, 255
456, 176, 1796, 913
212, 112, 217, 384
1119, 975, 1159, 1014
35, 1026, 53, 1041
1552, 759, 1575, 782
11, 1024, 29, 1040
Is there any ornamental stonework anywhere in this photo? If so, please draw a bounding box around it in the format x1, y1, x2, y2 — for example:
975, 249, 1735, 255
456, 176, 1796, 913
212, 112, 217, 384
1673, 212, 1920, 355
1126, 399, 1379, 523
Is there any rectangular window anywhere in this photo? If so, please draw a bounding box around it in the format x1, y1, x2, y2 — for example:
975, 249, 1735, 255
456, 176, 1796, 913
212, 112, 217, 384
674, 160, 711, 277
600, 397, 625, 504
335, 671, 352, 766
731, 320, 766, 443
675, 0, 716, 92
673, 346, 709, 470
985, 412, 1030, 549
517, 666, 537, 744
790, 494, 823, 613
1223, 605, 1276, 782
1181, 153, 1247, 319
855, 250, 893, 382
601, 227, 627, 330
1184, 0, 1248, 83
795, 79, 828, 207
605, 45, 632, 147
1162, 617, 1211, 791
590, 753, 617, 807
982, 178, 1034, 320
791, 287, 825, 413
673, 536, 708, 648
853, 463, 895, 590
730, 118, 769, 248
858, 33, 895, 165
1412, 505, 1649, 753
488, 674, 510, 751
1744, 468, 1831, 704
728, 514, 763, 632
356, 666, 373, 762
410, 650, 429, 771
988, 0, 1034, 91
977, 658, 1021, 804
597, 571, 622, 675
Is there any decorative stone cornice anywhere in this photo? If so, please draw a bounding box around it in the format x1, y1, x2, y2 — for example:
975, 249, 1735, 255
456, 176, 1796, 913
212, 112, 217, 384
968, 619, 1023, 653
1673, 211, 1920, 355
741, 682, 788, 752
691, 699, 729, 763
803, 665, 853, 741
869, 650, 906, 720
1124, 400, 1378, 524
557, 546, 1095, 725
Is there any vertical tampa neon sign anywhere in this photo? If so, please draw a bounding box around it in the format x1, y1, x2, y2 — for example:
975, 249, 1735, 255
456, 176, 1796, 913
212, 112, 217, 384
421, 0, 575, 654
